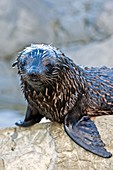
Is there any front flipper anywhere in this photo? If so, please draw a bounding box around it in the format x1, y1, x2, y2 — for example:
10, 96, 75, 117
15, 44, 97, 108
15, 105, 44, 127
64, 115, 112, 158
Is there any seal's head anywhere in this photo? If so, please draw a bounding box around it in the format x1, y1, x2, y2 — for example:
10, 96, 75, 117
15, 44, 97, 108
12, 44, 71, 88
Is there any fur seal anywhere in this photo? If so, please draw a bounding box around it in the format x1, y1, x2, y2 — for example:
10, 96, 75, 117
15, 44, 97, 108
12, 44, 113, 158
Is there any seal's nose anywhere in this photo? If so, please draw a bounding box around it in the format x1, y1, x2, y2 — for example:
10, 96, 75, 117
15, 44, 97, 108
29, 72, 37, 79
27, 67, 38, 80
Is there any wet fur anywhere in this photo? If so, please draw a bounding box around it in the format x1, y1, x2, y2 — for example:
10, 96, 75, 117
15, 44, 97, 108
13, 44, 113, 158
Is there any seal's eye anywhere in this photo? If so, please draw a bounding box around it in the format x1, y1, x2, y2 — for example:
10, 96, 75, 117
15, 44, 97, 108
46, 63, 54, 74
20, 58, 26, 67
46, 63, 53, 69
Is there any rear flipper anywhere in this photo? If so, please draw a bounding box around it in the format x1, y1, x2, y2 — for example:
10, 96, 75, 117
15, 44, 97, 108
64, 114, 112, 158
15, 105, 44, 127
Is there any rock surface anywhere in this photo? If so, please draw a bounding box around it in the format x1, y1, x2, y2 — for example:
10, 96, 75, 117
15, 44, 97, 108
0, 0, 113, 59
63, 36, 113, 67
0, 115, 113, 170
0, 1, 113, 168
0, 0, 113, 108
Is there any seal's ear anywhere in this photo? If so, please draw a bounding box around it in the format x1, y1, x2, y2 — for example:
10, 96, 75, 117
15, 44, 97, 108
12, 60, 18, 67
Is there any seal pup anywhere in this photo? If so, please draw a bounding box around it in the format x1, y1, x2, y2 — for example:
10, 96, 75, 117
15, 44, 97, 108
12, 44, 113, 158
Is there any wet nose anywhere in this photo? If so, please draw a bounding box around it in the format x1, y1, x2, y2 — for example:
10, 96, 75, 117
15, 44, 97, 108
29, 72, 37, 78
27, 67, 38, 78
27, 71, 38, 81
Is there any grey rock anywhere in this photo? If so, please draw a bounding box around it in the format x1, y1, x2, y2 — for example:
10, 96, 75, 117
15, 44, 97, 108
0, 116, 113, 170
0, 0, 113, 59
96, 1, 113, 37
62, 36, 113, 67
0, 61, 25, 108
0, 159, 4, 170
0, 0, 113, 122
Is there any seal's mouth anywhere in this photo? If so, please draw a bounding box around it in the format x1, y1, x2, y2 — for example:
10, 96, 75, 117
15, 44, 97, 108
26, 76, 43, 89
28, 73, 38, 82
24, 72, 47, 88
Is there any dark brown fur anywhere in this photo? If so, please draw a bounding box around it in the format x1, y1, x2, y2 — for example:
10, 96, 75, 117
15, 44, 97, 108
14, 44, 113, 122
12, 44, 113, 158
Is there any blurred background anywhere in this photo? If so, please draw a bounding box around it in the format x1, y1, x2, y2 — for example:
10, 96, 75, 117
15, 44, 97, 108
0, 0, 113, 127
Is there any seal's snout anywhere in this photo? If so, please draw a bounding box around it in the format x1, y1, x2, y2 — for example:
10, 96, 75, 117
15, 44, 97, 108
28, 72, 37, 79
27, 65, 45, 82
27, 69, 38, 81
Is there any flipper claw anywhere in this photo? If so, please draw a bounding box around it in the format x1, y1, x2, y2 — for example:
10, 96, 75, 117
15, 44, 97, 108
15, 105, 44, 127
15, 119, 39, 127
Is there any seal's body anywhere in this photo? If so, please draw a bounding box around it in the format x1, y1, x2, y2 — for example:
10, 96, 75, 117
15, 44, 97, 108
12, 44, 113, 158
